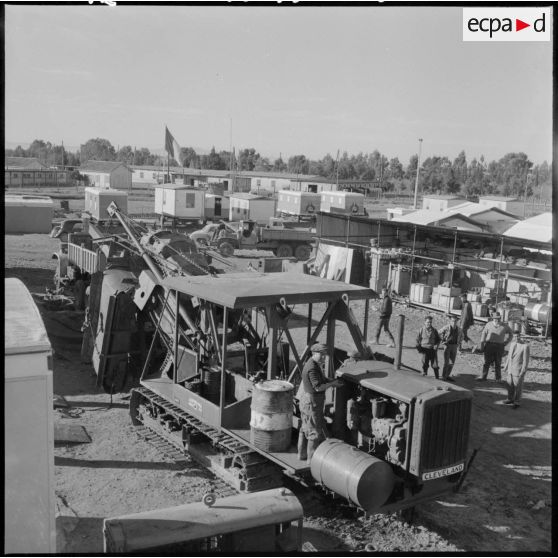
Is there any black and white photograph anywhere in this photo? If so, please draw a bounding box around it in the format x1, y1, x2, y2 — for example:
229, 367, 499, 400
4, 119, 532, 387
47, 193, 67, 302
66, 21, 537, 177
4, 2, 553, 554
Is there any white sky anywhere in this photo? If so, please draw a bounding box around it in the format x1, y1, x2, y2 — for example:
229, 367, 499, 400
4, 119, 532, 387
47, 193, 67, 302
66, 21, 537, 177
4, 4, 554, 164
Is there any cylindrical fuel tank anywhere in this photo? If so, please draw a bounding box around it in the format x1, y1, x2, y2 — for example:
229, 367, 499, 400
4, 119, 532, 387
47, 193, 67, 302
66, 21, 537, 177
524, 302, 552, 324
310, 439, 395, 513
250, 380, 294, 452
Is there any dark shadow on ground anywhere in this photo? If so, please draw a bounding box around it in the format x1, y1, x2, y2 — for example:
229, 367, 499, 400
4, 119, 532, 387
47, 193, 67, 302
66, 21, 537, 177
55, 456, 187, 471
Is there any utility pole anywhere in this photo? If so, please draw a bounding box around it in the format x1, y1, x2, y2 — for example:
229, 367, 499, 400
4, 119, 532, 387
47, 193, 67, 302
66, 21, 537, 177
229, 117, 233, 171
523, 170, 532, 218
413, 138, 423, 210
335, 149, 340, 191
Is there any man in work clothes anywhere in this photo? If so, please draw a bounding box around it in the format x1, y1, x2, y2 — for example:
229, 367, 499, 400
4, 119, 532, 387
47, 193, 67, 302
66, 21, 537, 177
476, 312, 513, 381
439, 314, 462, 382
296, 343, 343, 463
459, 293, 474, 351
373, 287, 395, 347
502, 325, 530, 408
416, 315, 441, 378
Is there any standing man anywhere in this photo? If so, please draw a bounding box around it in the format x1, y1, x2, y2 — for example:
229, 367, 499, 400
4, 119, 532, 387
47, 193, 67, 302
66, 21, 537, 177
416, 315, 441, 378
459, 293, 474, 351
373, 287, 395, 347
476, 312, 513, 381
296, 343, 343, 463
503, 325, 530, 408
439, 314, 462, 382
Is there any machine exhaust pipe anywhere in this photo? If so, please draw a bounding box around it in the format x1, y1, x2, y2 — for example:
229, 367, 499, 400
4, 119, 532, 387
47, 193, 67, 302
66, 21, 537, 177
394, 314, 405, 371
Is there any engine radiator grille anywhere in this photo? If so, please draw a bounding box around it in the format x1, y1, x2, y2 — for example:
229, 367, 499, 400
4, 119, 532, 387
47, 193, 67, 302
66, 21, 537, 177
409, 391, 473, 478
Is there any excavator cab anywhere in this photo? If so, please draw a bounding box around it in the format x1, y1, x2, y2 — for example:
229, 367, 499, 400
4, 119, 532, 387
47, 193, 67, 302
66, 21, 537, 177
239, 220, 258, 245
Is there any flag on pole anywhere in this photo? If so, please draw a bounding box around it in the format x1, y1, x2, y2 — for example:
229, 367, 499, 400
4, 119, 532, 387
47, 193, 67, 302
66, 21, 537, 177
165, 126, 183, 165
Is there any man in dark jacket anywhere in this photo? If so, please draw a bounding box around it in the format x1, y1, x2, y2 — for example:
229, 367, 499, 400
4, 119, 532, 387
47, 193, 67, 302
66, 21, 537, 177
416, 315, 441, 378
373, 287, 395, 347
296, 343, 343, 463
459, 293, 474, 351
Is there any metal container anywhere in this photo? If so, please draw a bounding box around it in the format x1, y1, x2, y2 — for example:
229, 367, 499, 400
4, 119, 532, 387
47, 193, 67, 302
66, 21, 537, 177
103, 488, 303, 553
5, 279, 56, 553
202, 366, 221, 404
310, 439, 395, 513
524, 302, 552, 325
250, 380, 294, 452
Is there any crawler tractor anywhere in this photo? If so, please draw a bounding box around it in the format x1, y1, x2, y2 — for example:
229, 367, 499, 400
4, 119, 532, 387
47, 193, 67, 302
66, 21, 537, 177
73, 202, 473, 515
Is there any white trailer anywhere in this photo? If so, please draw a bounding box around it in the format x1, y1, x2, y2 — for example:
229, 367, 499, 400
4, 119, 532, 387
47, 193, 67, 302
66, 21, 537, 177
229, 193, 276, 224
320, 191, 365, 215
85, 187, 128, 220
204, 193, 230, 220
4, 278, 56, 554
154, 184, 205, 221
276, 190, 321, 217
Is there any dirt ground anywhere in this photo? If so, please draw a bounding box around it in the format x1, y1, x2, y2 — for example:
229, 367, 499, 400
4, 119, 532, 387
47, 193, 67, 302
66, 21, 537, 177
4, 231, 552, 554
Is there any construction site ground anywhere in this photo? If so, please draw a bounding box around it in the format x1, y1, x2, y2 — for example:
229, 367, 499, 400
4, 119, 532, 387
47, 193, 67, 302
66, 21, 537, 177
5, 231, 552, 554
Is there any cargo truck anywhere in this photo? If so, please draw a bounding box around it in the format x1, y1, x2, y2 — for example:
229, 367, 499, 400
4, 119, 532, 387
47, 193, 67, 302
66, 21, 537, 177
190, 218, 315, 260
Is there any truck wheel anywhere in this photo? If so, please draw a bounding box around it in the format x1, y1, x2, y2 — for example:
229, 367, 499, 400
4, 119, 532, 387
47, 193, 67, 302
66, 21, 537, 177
276, 244, 293, 258
294, 244, 312, 261
219, 241, 234, 257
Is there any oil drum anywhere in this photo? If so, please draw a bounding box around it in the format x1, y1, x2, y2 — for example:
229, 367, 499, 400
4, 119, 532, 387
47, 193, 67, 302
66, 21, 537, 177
310, 438, 395, 513
250, 380, 294, 452
202, 367, 221, 404
524, 302, 552, 325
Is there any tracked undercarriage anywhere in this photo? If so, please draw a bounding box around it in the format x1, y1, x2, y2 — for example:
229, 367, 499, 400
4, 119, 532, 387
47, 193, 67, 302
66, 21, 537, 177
130, 386, 283, 493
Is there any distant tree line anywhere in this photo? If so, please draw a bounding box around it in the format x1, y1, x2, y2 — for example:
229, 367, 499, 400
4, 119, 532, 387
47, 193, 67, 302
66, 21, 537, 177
6, 138, 551, 200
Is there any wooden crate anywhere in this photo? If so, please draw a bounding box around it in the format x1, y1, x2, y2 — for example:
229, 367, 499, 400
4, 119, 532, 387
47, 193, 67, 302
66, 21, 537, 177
410, 283, 432, 303
437, 286, 461, 297
471, 302, 488, 317
388, 264, 411, 295
439, 294, 463, 310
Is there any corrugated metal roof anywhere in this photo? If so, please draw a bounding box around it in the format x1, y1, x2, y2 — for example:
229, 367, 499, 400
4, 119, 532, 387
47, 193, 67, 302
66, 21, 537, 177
447, 202, 519, 219
5, 156, 47, 169
503, 212, 553, 243
5, 278, 51, 355
80, 160, 130, 173
391, 209, 482, 229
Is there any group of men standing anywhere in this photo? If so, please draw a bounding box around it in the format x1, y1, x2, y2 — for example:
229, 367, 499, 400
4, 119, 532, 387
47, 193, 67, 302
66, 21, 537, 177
296, 287, 531, 464
372, 289, 530, 407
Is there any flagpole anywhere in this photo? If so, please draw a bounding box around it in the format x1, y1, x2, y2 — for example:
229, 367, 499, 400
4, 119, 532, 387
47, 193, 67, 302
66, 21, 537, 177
167, 153, 170, 183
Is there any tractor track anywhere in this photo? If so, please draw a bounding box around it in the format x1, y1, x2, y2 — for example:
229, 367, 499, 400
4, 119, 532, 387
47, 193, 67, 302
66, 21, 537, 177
133, 417, 356, 519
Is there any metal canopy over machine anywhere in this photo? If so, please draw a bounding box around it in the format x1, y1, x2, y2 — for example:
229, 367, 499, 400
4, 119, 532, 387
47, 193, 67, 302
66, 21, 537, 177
163, 272, 375, 308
